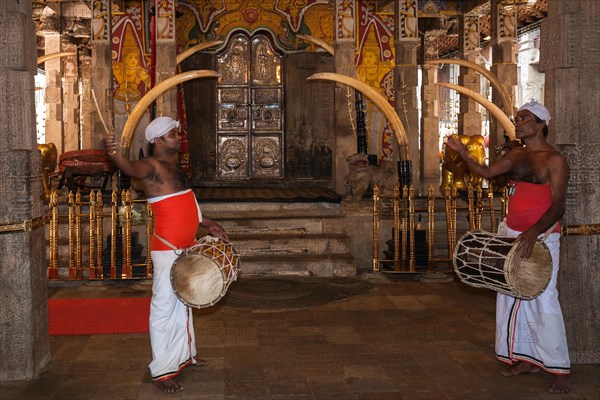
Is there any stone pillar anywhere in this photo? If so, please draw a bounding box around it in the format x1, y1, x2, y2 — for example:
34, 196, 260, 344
89, 0, 112, 149
394, 0, 419, 183
457, 14, 482, 136
490, 0, 518, 155
540, 0, 600, 364
79, 56, 93, 149
333, 0, 359, 195
154, 0, 177, 117
43, 33, 65, 153
0, 0, 51, 381
61, 42, 79, 151
420, 33, 440, 180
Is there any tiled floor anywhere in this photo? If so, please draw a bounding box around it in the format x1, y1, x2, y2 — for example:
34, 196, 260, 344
1, 274, 598, 400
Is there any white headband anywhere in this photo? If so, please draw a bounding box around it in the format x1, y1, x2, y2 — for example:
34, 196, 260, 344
145, 117, 179, 144
518, 99, 551, 125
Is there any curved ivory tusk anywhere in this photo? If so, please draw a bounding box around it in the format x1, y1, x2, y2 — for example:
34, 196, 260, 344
176, 40, 224, 65
426, 59, 513, 117
297, 35, 335, 56
437, 82, 515, 140
120, 70, 220, 152
307, 72, 409, 159
37, 52, 76, 65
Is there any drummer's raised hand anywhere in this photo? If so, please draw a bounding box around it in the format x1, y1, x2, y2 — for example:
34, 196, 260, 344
202, 217, 229, 241
103, 130, 117, 156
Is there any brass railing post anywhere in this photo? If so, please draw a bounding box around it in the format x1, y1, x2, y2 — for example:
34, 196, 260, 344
373, 185, 380, 272
488, 184, 496, 233
122, 190, 133, 278
467, 185, 475, 230
408, 185, 415, 272
427, 186, 435, 273
75, 191, 83, 279
89, 191, 97, 279
110, 191, 118, 279
96, 191, 104, 279
393, 185, 400, 272
49, 191, 59, 279
68, 191, 75, 279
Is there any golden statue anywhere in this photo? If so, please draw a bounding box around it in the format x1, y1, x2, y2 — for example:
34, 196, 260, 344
440, 134, 486, 194
112, 24, 150, 102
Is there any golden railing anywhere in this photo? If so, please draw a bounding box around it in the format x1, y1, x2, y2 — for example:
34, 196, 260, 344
372, 184, 510, 273
40, 187, 600, 280
47, 189, 153, 280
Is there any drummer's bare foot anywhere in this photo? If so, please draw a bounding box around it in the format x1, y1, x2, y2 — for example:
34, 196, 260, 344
502, 362, 540, 376
192, 356, 208, 368
549, 374, 571, 394
154, 378, 183, 393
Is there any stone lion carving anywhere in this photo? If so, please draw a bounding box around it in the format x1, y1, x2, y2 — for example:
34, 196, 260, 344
344, 154, 399, 201
440, 134, 486, 194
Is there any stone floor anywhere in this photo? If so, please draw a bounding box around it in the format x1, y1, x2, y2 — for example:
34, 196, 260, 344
1, 274, 598, 400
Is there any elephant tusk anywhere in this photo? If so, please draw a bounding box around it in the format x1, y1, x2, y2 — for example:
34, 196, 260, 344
437, 82, 515, 140
307, 72, 409, 160
120, 70, 220, 153
426, 59, 514, 117
296, 35, 335, 56
176, 40, 224, 65
37, 52, 76, 65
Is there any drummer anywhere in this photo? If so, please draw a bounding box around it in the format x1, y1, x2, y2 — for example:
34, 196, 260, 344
104, 117, 228, 394
446, 100, 570, 393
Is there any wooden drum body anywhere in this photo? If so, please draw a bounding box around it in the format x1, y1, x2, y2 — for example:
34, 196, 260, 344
170, 236, 240, 308
453, 230, 552, 300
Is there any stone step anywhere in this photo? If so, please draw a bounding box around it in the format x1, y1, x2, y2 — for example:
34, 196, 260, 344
238, 253, 356, 277
229, 233, 351, 257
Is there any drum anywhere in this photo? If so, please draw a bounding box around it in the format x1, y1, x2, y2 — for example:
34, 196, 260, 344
170, 236, 240, 308
453, 230, 552, 300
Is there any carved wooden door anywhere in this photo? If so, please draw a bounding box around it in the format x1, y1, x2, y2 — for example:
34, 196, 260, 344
216, 33, 283, 180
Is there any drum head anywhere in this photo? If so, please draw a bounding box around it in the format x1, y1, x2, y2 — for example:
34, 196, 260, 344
506, 241, 552, 299
170, 253, 226, 308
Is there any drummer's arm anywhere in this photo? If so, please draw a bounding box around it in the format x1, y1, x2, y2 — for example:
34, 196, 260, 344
201, 216, 228, 240
446, 136, 512, 179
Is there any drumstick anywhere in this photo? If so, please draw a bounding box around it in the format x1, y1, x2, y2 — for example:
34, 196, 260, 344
91, 89, 115, 154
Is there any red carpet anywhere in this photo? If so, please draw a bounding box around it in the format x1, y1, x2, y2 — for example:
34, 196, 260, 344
48, 297, 150, 336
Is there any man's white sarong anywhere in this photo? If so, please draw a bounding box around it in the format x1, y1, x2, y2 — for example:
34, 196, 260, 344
495, 226, 570, 374
148, 250, 197, 380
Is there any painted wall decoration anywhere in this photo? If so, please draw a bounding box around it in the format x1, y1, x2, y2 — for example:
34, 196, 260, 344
111, 2, 151, 159
464, 14, 479, 52
355, 1, 395, 161
399, 0, 417, 39
177, 0, 333, 52
418, 0, 463, 15
336, 0, 355, 41
498, 4, 517, 39
91, 0, 110, 42
156, 0, 176, 42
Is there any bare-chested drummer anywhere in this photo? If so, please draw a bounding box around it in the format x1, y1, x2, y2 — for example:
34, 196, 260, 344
104, 116, 227, 394
447, 100, 571, 393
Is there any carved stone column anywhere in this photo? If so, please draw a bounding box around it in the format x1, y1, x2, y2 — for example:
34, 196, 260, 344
334, 0, 359, 194
0, 0, 50, 381
394, 0, 419, 183
154, 0, 177, 117
43, 33, 66, 153
457, 13, 482, 136
420, 33, 440, 180
490, 0, 517, 154
540, 0, 600, 364
89, 0, 112, 149
61, 41, 79, 151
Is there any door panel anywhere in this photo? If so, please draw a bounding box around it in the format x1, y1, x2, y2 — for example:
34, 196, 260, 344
216, 33, 283, 180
